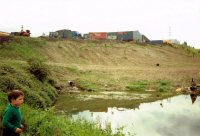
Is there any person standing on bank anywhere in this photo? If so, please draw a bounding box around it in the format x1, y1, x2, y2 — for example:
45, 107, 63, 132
2, 90, 24, 136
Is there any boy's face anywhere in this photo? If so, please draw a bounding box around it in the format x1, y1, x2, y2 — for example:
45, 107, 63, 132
12, 95, 24, 107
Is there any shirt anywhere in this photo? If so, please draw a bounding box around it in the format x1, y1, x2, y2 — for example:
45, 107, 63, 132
2, 104, 22, 133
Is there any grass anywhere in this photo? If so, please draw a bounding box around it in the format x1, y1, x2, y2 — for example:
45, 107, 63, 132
0, 92, 124, 136
78, 79, 102, 92
0, 38, 58, 108
126, 81, 148, 92
0, 37, 46, 61
0, 62, 57, 108
156, 80, 171, 92
1, 37, 200, 135
43, 40, 200, 94
126, 80, 172, 93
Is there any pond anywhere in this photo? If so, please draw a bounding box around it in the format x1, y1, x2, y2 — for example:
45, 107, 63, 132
72, 94, 200, 136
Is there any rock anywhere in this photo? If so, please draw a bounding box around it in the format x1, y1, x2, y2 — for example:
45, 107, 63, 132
175, 88, 182, 93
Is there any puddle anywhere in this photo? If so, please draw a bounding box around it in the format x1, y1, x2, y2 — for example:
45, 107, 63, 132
72, 95, 200, 136
55, 91, 152, 113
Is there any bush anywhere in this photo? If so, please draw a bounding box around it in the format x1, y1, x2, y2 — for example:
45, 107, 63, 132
48, 78, 57, 87
28, 59, 49, 82
0, 65, 16, 74
25, 91, 47, 108
42, 85, 57, 101
0, 76, 21, 92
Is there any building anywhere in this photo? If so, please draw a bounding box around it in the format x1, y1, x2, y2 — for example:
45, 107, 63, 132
83, 34, 89, 39
142, 35, 150, 43
115, 31, 143, 42
89, 32, 107, 40
56, 29, 72, 39
149, 40, 163, 45
49, 32, 58, 38
107, 32, 117, 40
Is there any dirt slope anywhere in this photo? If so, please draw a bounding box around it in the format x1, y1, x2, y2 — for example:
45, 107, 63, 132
42, 40, 200, 87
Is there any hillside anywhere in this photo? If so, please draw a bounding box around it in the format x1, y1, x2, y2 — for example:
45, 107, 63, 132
1, 38, 200, 92
1, 37, 200, 94
1, 37, 200, 135
43, 40, 200, 89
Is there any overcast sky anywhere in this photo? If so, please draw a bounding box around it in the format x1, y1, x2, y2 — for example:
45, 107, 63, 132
1, 0, 200, 48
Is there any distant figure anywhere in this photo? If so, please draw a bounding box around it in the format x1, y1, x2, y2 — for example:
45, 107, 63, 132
68, 81, 73, 86
190, 78, 197, 91
68, 81, 74, 87
156, 63, 160, 67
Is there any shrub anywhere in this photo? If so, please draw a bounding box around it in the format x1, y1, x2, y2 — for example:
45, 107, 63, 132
48, 78, 57, 87
25, 91, 47, 108
0, 65, 16, 74
42, 85, 57, 101
28, 59, 49, 82
0, 76, 21, 92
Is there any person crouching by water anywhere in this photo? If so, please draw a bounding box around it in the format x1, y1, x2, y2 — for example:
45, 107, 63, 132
190, 78, 197, 91
2, 90, 24, 136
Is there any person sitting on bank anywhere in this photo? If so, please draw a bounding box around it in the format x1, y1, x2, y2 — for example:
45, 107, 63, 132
190, 78, 197, 91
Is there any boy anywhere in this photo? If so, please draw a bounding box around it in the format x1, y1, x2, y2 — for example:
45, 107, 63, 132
2, 90, 24, 136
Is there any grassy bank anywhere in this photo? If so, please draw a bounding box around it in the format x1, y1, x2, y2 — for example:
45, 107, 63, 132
0, 37, 128, 135
1, 37, 200, 135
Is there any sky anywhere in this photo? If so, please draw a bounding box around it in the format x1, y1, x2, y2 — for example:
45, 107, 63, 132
1, 0, 200, 48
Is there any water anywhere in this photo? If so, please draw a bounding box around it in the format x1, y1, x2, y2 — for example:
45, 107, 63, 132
72, 95, 200, 136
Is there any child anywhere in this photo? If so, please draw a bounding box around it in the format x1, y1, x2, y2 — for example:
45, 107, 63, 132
2, 90, 24, 136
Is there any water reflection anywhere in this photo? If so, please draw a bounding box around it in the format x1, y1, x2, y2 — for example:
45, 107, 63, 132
72, 95, 200, 136
190, 93, 198, 104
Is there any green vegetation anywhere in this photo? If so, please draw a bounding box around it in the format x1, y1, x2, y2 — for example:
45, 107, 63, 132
126, 81, 148, 92
78, 79, 102, 92
156, 80, 171, 92
0, 92, 123, 136
0, 61, 56, 108
0, 37, 126, 135
0, 37, 46, 61
1, 37, 200, 135
176, 43, 200, 57
126, 80, 171, 92
28, 59, 50, 82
